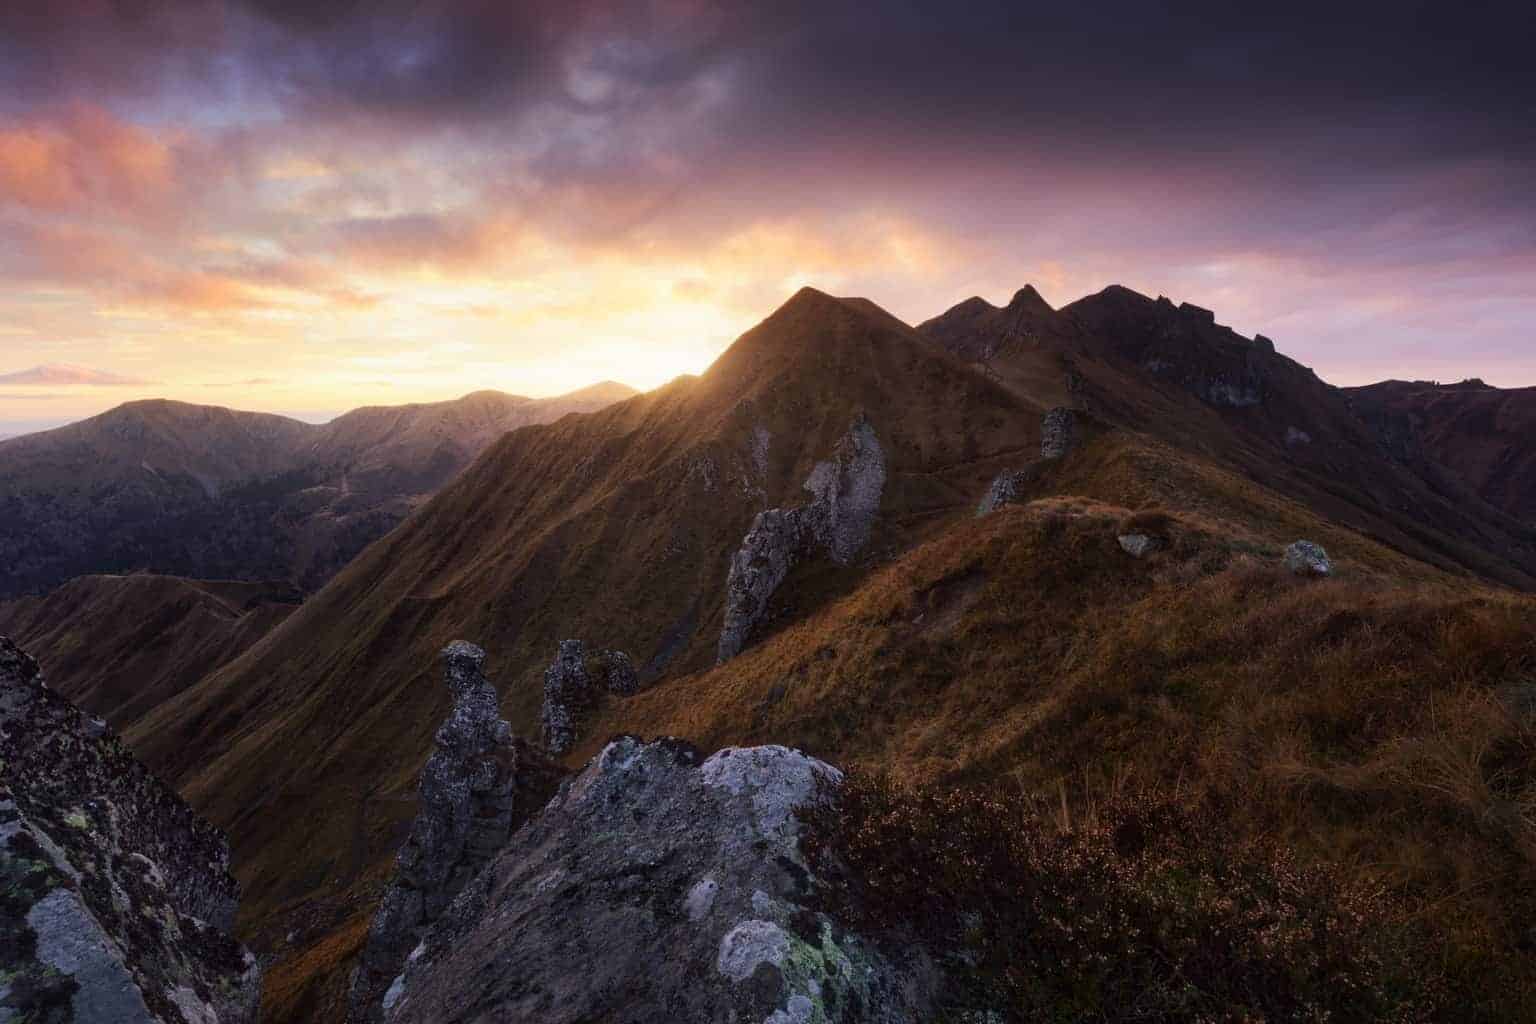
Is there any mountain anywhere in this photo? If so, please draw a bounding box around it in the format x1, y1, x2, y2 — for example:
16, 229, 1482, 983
0, 574, 300, 732
918, 285, 1536, 589
1345, 378, 1536, 525
1, 636, 262, 1022
75, 285, 1533, 1020
0, 382, 639, 598
0, 362, 157, 386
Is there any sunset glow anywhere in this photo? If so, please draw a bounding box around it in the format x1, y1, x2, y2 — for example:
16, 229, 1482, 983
2, 2, 1533, 433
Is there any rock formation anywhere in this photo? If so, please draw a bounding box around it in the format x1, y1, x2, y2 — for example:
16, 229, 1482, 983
380, 737, 935, 1023
348, 642, 565, 1023
1040, 407, 1077, 459
719, 416, 888, 662
1284, 540, 1332, 577
977, 466, 1036, 516
539, 640, 639, 755
1117, 533, 1161, 558
0, 636, 261, 1023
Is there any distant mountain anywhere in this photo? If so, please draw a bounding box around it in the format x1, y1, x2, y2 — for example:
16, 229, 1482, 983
0, 362, 157, 386
1345, 378, 1536, 525
0, 382, 638, 597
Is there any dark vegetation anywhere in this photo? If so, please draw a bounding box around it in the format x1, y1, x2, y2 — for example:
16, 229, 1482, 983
804, 774, 1464, 1022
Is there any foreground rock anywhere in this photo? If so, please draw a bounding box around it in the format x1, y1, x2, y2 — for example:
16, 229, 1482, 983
382, 737, 935, 1023
348, 642, 565, 1023
719, 416, 888, 662
1040, 406, 1078, 459
1284, 540, 1333, 576
976, 466, 1036, 516
0, 637, 260, 1023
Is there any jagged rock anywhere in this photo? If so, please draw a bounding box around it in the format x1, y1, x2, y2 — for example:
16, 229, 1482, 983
719, 418, 888, 662
1178, 301, 1216, 325
977, 466, 1035, 515
381, 738, 936, 1023
1284, 541, 1332, 577
539, 640, 640, 754
1254, 334, 1277, 354
1118, 533, 1161, 558
348, 642, 565, 1024
1040, 407, 1077, 460
803, 415, 887, 564
0, 636, 260, 1023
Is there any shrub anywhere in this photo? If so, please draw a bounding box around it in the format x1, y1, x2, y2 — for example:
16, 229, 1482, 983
802, 774, 1443, 1022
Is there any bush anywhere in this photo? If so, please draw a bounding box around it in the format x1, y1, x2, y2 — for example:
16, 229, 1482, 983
802, 774, 1443, 1022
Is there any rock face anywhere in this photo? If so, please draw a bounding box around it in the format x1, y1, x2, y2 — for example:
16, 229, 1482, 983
0, 636, 260, 1023
1284, 540, 1333, 577
381, 737, 935, 1023
539, 640, 639, 755
1040, 407, 1077, 460
348, 642, 565, 1023
719, 417, 888, 662
1117, 533, 1161, 558
977, 466, 1036, 516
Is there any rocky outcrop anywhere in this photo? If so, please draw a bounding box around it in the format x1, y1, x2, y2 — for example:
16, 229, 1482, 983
1284, 540, 1332, 577
348, 642, 565, 1024
380, 737, 935, 1023
977, 466, 1036, 516
719, 417, 888, 662
0, 636, 260, 1023
1040, 407, 1077, 460
1117, 533, 1161, 558
539, 640, 639, 755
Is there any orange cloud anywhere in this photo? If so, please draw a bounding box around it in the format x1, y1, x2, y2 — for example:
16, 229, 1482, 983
0, 104, 178, 215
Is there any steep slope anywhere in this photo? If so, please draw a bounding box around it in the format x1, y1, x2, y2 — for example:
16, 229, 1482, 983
0, 574, 300, 732
0, 383, 638, 597
1346, 379, 1536, 524
125, 288, 1047, 1019
919, 285, 1536, 589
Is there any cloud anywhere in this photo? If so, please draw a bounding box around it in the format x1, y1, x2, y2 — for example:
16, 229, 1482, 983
0, 364, 159, 387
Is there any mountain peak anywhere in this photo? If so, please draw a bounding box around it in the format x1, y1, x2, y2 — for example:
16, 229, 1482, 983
1006, 284, 1055, 314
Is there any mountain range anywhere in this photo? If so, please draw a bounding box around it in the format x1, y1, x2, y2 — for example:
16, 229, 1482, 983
3, 284, 1535, 1021
0, 381, 637, 598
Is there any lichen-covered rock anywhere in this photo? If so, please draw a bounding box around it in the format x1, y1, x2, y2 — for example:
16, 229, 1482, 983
803, 415, 887, 564
1284, 540, 1332, 577
718, 507, 813, 663
0, 636, 260, 1024
1117, 533, 1160, 558
719, 418, 888, 662
539, 641, 641, 754
1040, 407, 1077, 460
348, 641, 565, 1024
976, 466, 1036, 516
381, 738, 935, 1023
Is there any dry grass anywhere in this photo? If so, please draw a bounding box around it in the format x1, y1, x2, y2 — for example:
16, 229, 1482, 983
589, 499, 1536, 1014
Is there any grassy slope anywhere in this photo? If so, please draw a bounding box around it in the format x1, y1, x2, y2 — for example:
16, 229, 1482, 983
0, 574, 299, 730
588, 435, 1536, 1010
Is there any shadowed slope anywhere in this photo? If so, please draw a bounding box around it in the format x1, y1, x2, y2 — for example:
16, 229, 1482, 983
0, 574, 300, 731
1346, 379, 1536, 525
0, 384, 637, 596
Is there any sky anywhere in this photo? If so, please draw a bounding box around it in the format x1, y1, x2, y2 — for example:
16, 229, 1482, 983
1, 0, 1532, 435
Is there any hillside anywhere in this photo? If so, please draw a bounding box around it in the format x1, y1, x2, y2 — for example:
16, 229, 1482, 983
73, 286, 1534, 1020
0, 383, 638, 597
0, 574, 300, 731
1346, 378, 1536, 525
919, 286, 1536, 589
